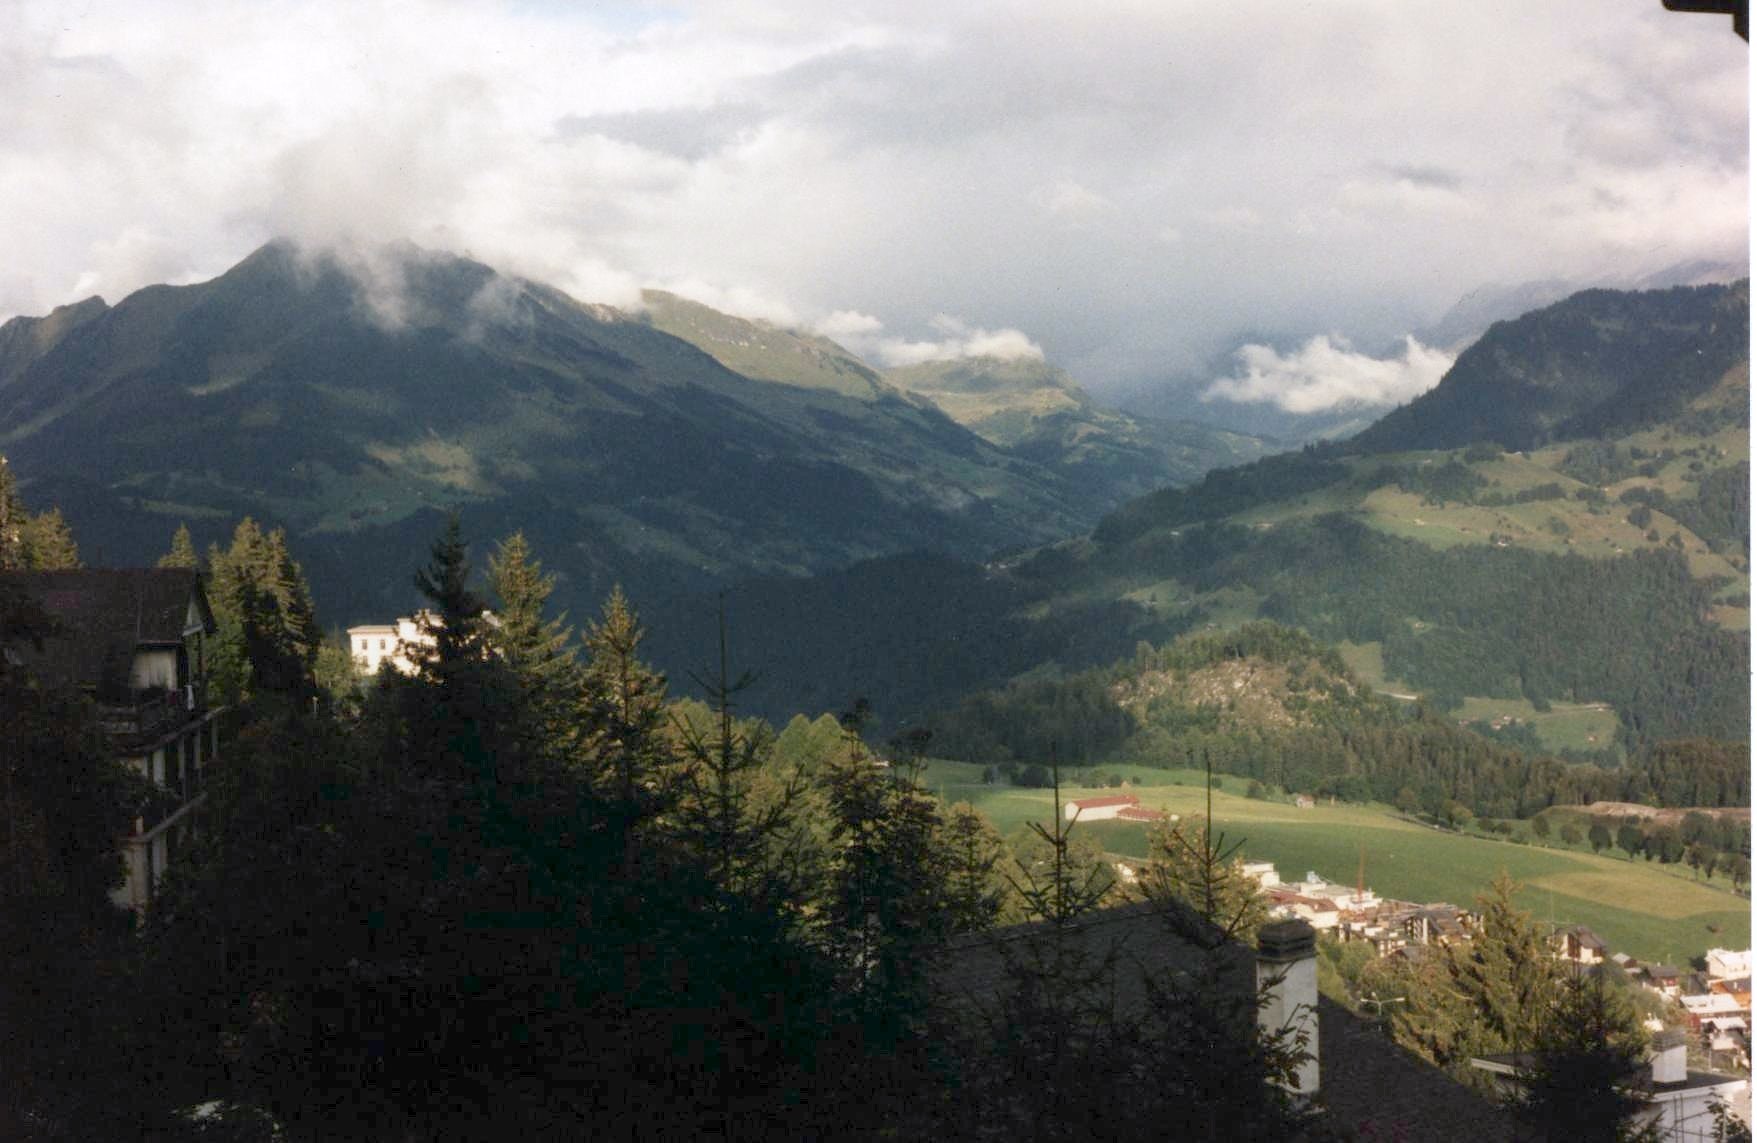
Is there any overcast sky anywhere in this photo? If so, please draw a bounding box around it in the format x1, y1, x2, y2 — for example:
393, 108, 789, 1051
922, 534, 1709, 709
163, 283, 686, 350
2, 1, 1747, 407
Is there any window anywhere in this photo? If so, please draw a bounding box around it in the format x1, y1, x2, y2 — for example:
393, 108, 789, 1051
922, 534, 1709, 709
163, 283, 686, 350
379, 638, 387, 651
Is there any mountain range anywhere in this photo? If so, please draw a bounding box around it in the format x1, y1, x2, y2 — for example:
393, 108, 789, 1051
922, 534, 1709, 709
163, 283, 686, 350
0, 245, 1746, 749
0, 242, 1259, 626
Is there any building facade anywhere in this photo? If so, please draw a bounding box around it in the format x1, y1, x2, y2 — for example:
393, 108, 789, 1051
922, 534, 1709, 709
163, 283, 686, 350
3, 568, 223, 911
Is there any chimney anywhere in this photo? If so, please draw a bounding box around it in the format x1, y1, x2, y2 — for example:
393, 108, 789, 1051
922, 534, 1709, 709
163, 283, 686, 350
1649, 1027, 1687, 1085
1258, 918, 1320, 1101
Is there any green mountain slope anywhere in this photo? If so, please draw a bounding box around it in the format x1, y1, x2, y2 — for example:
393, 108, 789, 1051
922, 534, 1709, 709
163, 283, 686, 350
0, 242, 1101, 625
682, 282, 1749, 744
887, 356, 1274, 509
638, 289, 889, 400
1352, 280, 1749, 453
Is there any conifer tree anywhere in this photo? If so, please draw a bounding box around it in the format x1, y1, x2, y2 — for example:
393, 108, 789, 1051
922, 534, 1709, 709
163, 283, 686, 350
819, 703, 950, 1013
580, 585, 669, 824
1513, 970, 1657, 1141
672, 607, 810, 911
486, 531, 579, 742
17, 507, 80, 570
938, 800, 1010, 934
156, 523, 198, 570
205, 518, 321, 702
1139, 815, 1269, 943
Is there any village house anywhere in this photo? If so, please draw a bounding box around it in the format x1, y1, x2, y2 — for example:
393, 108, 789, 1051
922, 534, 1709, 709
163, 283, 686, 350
1265, 887, 1341, 932
1472, 1029, 1747, 1143
347, 612, 435, 676
2, 568, 223, 911
1062, 793, 1141, 822
1550, 922, 1608, 967
1645, 964, 1686, 999
1707, 949, 1752, 981
347, 609, 498, 677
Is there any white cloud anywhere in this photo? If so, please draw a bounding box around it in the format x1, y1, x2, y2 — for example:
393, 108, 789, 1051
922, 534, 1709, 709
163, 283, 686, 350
0, 0, 1743, 399
1203, 335, 1454, 415
1036, 179, 1112, 221
814, 310, 1043, 366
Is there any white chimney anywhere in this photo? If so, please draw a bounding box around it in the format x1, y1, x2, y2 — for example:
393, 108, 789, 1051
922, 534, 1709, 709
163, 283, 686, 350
1258, 918, 1320, 1101
1650, 1028, 1687, 1085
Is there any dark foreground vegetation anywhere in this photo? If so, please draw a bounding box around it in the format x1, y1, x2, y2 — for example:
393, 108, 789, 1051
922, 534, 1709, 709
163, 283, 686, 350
0, 510, 1325, 1141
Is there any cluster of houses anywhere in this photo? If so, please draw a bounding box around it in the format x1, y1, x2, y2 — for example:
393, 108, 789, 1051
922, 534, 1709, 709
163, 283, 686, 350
1239, 858, 1751, 1138
1244, 863, 1472, 956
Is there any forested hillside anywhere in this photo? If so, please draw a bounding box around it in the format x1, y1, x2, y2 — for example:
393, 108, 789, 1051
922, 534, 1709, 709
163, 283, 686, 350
1351, 280, 1748, 453
926, 622, 1749, 821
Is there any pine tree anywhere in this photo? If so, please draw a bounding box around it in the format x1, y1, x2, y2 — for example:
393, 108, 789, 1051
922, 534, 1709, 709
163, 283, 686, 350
156, 524, 198, 570
17, 507, 80, 570
486, 532, 579, 740
205, 518, 321, 702
413, 515, 485, 656
1514, 970, 1656, 1141
819, 704, 950, 1014
580, 585, 669, 823
938, 800, 1010, 935
1139, 815, 1269, 944
671, 607, 810, 911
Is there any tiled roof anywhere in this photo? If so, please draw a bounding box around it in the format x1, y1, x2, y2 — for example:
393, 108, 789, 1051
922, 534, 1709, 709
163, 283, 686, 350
1, 569, 212, 692
1068, 794, 1140, 810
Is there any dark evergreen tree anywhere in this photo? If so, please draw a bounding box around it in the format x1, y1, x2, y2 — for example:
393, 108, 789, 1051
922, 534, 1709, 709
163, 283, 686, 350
1512, 971, 1657, 1141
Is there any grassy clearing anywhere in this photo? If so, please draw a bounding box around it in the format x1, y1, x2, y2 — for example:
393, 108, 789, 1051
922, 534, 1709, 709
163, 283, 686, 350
920, 760, 1748, 965
1449, 696, 1621, 755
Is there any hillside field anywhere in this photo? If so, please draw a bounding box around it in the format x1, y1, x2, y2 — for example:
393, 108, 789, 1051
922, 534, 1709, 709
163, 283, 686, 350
919, 760, 1749, 966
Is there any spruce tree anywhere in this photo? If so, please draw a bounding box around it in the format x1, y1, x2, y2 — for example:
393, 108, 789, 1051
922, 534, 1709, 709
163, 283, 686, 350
580, 585, 669, 825
1513, 970, 1657, 1141
938, 800, 1010, 934
156, 523, 198, 570
486, 531, 579, 742
672, 606, 809, 911
17, 507, 80, 570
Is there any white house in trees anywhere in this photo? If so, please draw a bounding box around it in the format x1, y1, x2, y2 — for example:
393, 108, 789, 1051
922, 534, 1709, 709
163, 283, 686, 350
347, 613, 434, 676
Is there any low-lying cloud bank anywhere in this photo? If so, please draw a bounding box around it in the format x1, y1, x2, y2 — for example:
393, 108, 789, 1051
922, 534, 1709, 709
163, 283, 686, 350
1203, 335, 1454, 415
816, 311, 1044, 368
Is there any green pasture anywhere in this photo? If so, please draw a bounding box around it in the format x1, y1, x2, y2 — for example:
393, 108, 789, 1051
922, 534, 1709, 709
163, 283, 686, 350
1449, 696, 1621, 756
921, 760, 1748, 966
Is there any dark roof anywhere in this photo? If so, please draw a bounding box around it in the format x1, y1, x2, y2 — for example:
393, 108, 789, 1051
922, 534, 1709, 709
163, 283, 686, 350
929, 903, 1521, 1141
1555, 923, 1607, 949
1, 569, 213, 690
1322, 1000, 1519, 1142
928, 899, 1249, 1028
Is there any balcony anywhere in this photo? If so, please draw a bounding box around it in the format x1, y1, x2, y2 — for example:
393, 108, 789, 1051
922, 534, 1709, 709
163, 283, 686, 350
95, 682, 205, 749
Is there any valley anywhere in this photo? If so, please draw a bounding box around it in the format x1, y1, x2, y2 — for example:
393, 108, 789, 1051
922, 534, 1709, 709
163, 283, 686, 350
919, 759, 1751, 967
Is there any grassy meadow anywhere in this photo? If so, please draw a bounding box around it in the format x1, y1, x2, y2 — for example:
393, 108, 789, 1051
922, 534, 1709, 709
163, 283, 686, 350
919, 760, 1749, 967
